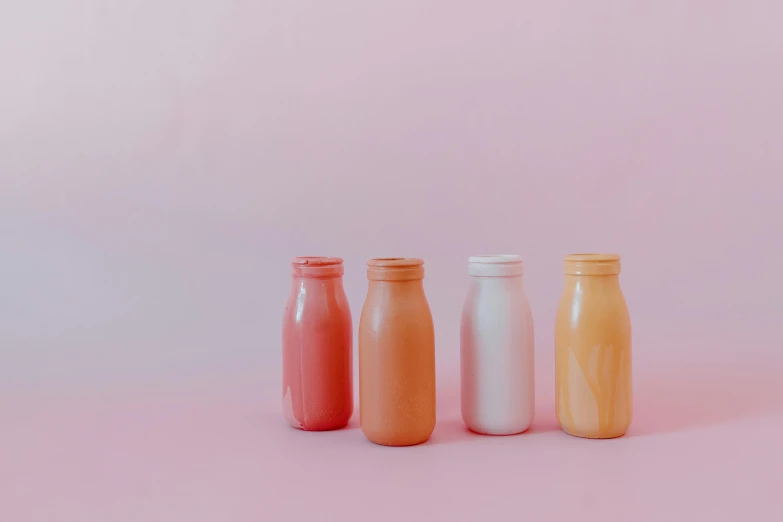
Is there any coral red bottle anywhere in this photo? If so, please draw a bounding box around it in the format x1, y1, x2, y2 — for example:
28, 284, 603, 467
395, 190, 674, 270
282, 257, 353, 430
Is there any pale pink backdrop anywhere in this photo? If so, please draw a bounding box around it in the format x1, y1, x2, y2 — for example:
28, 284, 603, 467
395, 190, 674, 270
2, 1, 782, 521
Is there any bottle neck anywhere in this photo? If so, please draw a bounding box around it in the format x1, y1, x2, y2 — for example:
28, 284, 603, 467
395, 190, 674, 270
471, 274, 524, 286
291, 267, 344, 279
292, 275, 345, 293
368, 278, 424, 288
563, 273, 620, 292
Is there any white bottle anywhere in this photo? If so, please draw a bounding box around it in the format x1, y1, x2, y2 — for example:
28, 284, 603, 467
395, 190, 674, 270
460, 255, 535, 435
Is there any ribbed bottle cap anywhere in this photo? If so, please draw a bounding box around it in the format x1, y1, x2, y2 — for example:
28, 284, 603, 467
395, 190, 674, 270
563, 254, 621, 275
468, 255, 523, 277
366, 258, 424, 281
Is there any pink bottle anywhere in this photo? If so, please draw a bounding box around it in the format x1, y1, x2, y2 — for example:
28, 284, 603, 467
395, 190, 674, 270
282, 257, 353, 430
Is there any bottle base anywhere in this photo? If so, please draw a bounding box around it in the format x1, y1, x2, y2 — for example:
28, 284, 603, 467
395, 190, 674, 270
361, 426, 434, 447
365, 436, 431, 447
287, 420, 351, 432
561, 427, 627, 439
466, 423, 532, 436
283, 391, 352, 431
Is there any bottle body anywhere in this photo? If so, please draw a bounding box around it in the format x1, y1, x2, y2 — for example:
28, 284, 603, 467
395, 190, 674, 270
555, 254, 632, 438
359, 258, 435, 446
461, 256, 535, 435
282, 257, 353, 431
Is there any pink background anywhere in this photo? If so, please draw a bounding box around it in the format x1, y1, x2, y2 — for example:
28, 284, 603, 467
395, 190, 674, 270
2, 1, 782, 520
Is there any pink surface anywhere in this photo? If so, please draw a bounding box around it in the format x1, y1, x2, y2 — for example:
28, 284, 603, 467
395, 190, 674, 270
5, 347, 783, 521
2, 1, 783, 520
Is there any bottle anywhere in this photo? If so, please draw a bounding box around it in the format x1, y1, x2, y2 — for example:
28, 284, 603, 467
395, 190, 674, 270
461, 255, 535, 435
555, 254, 632, 438
282, 257, 352, 431
358, 258, 435, 446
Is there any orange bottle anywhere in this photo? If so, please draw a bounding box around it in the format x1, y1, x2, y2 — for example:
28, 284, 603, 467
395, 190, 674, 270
555, 254, 632, 438
359, 258, 436, 446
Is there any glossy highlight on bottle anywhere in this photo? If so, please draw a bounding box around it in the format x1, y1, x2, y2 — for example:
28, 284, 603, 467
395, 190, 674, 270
555, 254, 632, 438
282, 257, 353, 431
359, 258, 436, 446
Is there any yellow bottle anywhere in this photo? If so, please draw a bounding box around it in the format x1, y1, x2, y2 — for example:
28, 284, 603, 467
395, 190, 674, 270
555, 254, 632, 438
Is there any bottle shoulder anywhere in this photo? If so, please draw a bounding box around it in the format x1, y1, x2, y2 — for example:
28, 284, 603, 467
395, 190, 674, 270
360, 284, 433, 332
463, 278, 530, 312
284, 281, 351, 327
556, 282, 630, 333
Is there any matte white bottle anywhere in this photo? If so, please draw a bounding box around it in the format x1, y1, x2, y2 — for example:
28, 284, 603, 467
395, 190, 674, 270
460, 255, 535, 435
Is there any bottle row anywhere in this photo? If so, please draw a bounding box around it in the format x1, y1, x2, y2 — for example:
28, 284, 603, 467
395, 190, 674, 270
282, 254, 632, 446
